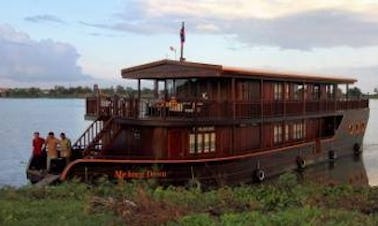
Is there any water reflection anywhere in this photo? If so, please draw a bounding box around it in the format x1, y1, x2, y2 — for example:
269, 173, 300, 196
298, 155, 369, 186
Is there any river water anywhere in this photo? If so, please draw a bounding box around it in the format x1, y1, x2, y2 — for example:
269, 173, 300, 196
0, 98, 377, 187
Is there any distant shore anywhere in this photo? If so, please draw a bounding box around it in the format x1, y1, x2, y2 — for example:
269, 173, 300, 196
1, 86, 375, 99
0, 86, 146, 99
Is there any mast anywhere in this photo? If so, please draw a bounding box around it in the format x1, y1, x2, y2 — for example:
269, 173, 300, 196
180, 22, 185, 61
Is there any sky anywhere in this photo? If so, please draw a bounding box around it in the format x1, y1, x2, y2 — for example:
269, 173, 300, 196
0, 0, 378, 92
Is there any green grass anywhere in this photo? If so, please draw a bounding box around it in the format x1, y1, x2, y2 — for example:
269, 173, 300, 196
0, 174, 377, 226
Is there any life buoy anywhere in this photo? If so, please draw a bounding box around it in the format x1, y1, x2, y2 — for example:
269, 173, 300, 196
254, 169, 265, 182
353, 143, 361, 155
296, 156, 306, 169
329, 150, 337, 160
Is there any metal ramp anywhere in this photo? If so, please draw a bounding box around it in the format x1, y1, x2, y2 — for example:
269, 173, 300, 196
34, 174, 60, 188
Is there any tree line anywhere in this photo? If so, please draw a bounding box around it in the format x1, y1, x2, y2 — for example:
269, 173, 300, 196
0, 85, 154, 98
0, 85, 366, 98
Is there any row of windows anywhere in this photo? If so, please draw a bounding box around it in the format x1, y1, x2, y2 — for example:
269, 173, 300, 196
273, 83, 336, 101
273, 121, 306, 144
189, 132, 216, 154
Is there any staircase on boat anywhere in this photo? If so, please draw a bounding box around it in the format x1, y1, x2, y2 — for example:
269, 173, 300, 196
72, 117, 121, 157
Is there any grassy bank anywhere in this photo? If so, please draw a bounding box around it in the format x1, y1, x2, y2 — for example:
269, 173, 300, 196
1, 174, 377, 226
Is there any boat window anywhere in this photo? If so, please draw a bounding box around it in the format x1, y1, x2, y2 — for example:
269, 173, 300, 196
285, 124, 290, 141
210, 133, 216, 152
274, 124, 283, 144
292, 121, 305, 140
166, 79, 175, 97
236, 80, 260, 101
313, 85, 320, 100
293, 84, 304, 100
198, 79, 212, 100
189, 134, 195, 154
303, 121, 306, 138
175, 79, 191, 99
274, 83, 283, 100
189, 127, 216, 154
157, 80, 165, 100
326, 84, 335, 99
204, 133, 210, 153
303, 84, 308, 99
197, 133, 203, 153
284, 83, 290, 100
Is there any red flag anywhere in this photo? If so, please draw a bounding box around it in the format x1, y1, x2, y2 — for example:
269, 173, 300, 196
180, 22, 185, 43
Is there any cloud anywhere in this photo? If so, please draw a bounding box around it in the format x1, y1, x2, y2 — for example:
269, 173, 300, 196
228, 10, 378, 50
0, 24, 91, 83
80, 0, 378, 50
24, 14, 65, 24
138, 0, 378, 20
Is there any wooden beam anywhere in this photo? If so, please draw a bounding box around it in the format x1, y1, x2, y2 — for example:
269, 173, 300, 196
137, 79, 141, 119
232, 78, 236, 119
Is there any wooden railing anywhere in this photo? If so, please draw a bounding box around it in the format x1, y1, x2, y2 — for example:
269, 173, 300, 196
85, 96, 369, 120
72, 117, 104, 150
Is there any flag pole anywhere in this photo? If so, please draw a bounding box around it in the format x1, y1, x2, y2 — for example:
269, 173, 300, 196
180, 21, 185, 61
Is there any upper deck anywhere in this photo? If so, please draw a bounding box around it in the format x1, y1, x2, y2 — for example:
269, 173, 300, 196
86, 60, 368, 122
121, 59, 356, 83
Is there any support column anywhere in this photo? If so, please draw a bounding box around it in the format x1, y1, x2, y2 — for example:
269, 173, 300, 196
153, 79, 158, 99
173, 79, 176, 97
217, 79, 221, 118
302, 82, 306, 115
334, 84, 337, 111
346, 84, 349, 109
137, 79, 141, 119
164, 80, 168, 119
231, 78, 236, 119
283, 82, 287, 118
231, 78, 236, 154
260, 79, 264, 148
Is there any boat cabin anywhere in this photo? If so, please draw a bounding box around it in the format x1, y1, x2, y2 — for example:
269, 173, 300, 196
83, 59, 368, 160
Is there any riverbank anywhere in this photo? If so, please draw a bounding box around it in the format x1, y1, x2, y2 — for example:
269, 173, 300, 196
1, 174, 377, 226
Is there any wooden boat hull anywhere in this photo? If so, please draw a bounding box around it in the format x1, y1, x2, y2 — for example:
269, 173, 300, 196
28, 108, 369, 186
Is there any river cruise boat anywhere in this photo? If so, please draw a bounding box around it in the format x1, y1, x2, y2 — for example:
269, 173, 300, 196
27, 59, 369, 185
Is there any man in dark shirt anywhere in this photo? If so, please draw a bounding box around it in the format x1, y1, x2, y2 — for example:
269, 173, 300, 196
32, 131, 45, 170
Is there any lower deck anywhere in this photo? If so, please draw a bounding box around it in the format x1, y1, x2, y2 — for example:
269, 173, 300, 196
98, 108, 368, 162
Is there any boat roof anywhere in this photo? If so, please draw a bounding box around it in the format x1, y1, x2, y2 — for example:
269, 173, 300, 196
121, 59, 356, 84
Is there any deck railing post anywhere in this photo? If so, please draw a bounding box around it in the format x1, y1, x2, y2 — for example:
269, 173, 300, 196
302, 82, 306, 115
346, 84, 349, 110
231, 78, 236, 119
283, 82, 287, 118
137, 79, 141, 119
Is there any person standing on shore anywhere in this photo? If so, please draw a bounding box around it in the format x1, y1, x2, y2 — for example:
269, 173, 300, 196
32, 132, 45, 170
45, 131, 60, 172
59, 132, 71, 164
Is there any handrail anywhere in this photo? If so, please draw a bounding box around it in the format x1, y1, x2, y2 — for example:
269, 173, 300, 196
85, 95, 369, 120
72, 117, 103, 150
85, 117, 117, 152
72, 116, 122, 158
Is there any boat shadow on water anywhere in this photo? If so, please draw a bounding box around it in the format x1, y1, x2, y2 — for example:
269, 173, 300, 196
293, 155, 369, 187
26, 153, 369, 188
